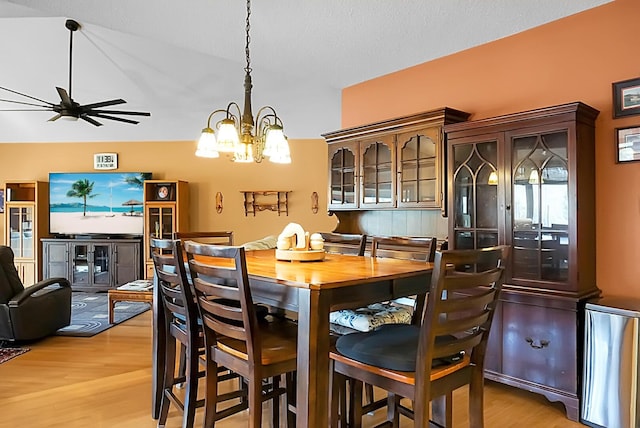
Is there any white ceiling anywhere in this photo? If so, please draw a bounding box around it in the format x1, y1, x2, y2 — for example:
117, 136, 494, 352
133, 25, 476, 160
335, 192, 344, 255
0, 0, 611, 143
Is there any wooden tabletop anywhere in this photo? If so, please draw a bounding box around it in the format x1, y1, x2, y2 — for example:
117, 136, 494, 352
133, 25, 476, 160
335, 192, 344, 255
243, 249, 433, 290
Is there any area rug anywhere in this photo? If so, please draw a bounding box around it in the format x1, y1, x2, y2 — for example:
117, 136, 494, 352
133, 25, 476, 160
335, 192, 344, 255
56, 292, 151, 337
0, 347, 30, 364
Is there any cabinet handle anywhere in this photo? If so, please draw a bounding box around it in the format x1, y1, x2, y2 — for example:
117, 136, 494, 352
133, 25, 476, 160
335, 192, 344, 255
525, 337, 549, 349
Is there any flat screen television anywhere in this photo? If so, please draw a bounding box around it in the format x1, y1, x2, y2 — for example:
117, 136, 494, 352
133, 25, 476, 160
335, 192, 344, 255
49, 172, 152, 237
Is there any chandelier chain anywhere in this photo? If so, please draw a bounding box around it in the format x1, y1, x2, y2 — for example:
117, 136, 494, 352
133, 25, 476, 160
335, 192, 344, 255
245, 0, 252, 74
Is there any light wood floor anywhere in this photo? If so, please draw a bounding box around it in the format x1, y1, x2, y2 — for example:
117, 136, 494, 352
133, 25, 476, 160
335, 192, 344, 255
0, 311, 585, 427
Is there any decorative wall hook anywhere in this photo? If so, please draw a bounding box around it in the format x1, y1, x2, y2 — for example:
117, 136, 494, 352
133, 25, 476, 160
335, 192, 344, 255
311, 191, 319, 214
215, 192, 223, 213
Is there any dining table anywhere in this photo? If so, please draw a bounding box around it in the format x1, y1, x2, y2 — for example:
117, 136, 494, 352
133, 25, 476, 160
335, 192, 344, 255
152, 248, 433, 427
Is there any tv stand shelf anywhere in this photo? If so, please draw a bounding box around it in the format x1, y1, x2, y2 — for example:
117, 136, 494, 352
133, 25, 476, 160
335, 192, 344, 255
42, 237, 142, 292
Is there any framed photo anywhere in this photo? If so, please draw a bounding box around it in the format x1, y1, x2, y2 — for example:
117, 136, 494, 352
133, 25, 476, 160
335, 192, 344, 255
0, 189, 4, 213
154, 183, 175, 201
616, 126, 640, 163
613, 77, 640, 118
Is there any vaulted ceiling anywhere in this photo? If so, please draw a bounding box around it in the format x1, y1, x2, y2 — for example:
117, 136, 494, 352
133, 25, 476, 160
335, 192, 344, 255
0, 0, 611, 143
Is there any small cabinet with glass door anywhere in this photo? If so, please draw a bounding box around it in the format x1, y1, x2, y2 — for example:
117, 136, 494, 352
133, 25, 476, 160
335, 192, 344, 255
323, 108, 470, 213
445, 102, 600, 421
3, 181, 49, 285
143, 180, 189, 278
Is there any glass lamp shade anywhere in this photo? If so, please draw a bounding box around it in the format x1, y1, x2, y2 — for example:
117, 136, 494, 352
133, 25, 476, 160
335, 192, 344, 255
195, 127, 220, 158
234, 142, 255, 163
487, 171, 498, 185
216, 118, 241, 152
263, 126, 291, 164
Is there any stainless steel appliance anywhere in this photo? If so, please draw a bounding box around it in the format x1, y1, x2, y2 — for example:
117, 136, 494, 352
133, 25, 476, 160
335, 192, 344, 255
582, 296, 640, 428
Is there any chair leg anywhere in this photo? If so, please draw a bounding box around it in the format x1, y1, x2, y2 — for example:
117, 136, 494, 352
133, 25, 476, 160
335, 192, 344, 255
386, 393, 400, 428
248, 376, 263, 428
330, 371, 347, 428
431, 393, 452, 428
158, 338, 177, 427
286, 372, 297, 428
271, 375, 281, 428
469, 377, 484, 428
202, 359, 219, 428
181, 343, 200, 428
348, 378, 364, 428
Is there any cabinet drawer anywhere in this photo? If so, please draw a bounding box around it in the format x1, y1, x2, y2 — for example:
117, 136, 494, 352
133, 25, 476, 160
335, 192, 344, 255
502, 301, 577, 393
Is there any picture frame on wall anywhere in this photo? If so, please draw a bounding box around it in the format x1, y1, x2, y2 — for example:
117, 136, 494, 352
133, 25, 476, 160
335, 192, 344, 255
613, 77, 640, 118
0, 189, 4, 213
615, 125, 640, 163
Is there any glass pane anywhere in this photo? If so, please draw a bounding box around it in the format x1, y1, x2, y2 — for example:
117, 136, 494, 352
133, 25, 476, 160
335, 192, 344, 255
161, 208, 173, 239
477, 232, 499, 248
401, 182, 417, 202
73, 245, 89, 285
377, 143, 391, 163
403, 162, 417, 181
378, 183, 393, 203
344, 186, 355, 204
363, 144, 377, 166
455, 231, 474, 249
542, 231, 569, 281
418, 158, 436, 179
401, 137, 418, 161
93, 245, 111, 285
8, 208, 21, 255
476, 165, 498, 229
454, 167, 474, 228
453, 145, 473, 168
343, 150, 355, 169
419, 137, 435, 158
417, 179, 436, 202
21, 207, 34, 258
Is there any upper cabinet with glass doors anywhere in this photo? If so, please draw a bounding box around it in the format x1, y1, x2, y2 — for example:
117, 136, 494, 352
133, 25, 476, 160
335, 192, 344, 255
445, 102, 599, 294
3, 181, 49, 285
323, 108, 470, 212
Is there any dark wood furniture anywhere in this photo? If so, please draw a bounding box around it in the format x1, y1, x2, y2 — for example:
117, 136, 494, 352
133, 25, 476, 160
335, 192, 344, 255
444, 102, 600, 421
174, 231, 234, 245
151, 249, 433, 427
41, 238, 141, 291
107, 288, 152, 324
181, 242, 297, 427
330, 246, 507, 428
320, 232, 367, 256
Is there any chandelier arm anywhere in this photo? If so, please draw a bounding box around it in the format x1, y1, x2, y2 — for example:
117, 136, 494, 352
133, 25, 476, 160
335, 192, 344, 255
205, 108, 229, 128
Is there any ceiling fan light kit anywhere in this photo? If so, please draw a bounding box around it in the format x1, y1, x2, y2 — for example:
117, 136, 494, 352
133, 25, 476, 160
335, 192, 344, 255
195, 0, 291, 164
0, 19, 150, 126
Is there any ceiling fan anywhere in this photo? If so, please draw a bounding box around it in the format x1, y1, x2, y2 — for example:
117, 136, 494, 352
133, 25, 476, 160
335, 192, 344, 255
0, 19, 150, 126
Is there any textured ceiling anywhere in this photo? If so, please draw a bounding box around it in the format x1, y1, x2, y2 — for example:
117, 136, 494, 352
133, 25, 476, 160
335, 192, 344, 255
0, 0, 611, 143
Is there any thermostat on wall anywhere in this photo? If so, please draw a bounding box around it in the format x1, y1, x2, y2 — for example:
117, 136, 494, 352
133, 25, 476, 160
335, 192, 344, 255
94, 153, 118, 170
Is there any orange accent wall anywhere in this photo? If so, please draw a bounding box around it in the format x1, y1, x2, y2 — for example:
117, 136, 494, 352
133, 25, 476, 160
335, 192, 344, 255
343, 0, 640, 297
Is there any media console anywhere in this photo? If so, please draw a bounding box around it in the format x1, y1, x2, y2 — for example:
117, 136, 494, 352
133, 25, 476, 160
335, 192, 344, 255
41, 237, 142, 292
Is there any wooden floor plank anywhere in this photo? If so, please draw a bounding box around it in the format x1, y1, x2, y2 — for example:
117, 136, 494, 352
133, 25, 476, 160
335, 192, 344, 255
0, 311, 584, 427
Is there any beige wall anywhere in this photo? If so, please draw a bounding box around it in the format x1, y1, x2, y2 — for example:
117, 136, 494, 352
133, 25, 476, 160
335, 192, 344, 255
0, 139, 337, 245
342, 0, 640, 297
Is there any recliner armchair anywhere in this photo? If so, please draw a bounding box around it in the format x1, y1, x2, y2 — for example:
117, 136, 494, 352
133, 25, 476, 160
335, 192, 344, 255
0, 245, 72, 342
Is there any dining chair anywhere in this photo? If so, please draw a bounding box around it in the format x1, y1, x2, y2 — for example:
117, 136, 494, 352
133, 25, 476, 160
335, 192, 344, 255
180, 240, 298, 428
173, 231, 234, 245
320, 232, 367, 257
330, 245, 508, 428
151, 238, 244, 428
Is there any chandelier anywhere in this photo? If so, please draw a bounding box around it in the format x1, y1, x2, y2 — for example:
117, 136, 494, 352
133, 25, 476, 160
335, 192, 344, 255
195, 0, 291, 163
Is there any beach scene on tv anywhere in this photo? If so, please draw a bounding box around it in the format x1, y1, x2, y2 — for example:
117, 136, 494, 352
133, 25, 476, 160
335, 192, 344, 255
49, 172, 152, 235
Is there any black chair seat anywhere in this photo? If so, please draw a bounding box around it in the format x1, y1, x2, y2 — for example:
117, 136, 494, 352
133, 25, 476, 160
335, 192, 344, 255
335, 323, 463, 372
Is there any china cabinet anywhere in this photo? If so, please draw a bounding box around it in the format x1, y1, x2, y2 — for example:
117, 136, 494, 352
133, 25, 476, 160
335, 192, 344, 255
444, 102, 600, 421
3, 181, 49, 285
143, 180, 189, 278
323, 108, 471, 214
42, 238, 141, 291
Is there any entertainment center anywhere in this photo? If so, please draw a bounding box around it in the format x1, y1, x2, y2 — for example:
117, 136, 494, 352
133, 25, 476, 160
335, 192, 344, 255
3, 173, 188, 292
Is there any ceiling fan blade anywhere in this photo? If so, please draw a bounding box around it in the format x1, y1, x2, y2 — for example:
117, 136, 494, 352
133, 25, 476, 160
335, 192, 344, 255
0, 86, 55, 106
80, 115, 103, 127
90, 109, 151, 117
0, 98, 53, 109
81, 99, 126, 109
87, 112, 140, 125
56, 87, 73, 105
48, 114, 62, 122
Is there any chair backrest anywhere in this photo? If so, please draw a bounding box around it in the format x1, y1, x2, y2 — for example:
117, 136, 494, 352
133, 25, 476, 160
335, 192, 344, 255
320, 233, 367, 256
371, 236, 437, 262
150, 238, 200, 342
0, 246, 24, 303
417, 246, 507, 379
174, 231, 234, 246
180, 241, 262, 365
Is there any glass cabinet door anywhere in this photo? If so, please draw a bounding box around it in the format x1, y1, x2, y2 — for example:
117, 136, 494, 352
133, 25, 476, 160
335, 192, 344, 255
360, 138, 394, 208
92, 244, 111, 286
511, 131, 569, 283
72, 244, 90, 285
397, 128, 441, 208
328, 144, 358, 209
451, 140, 499, 250
8, 205, 34, 259
146, 205, 175, 258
